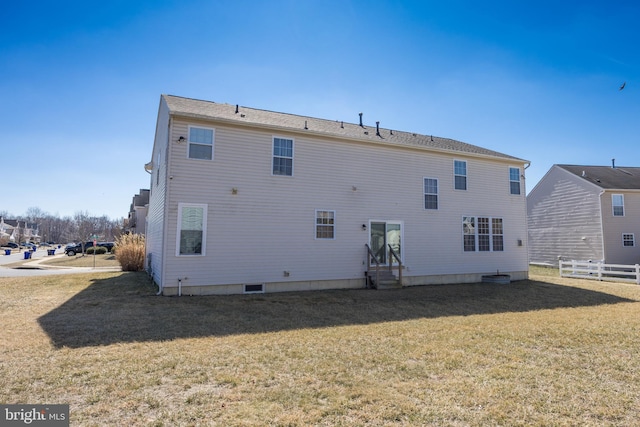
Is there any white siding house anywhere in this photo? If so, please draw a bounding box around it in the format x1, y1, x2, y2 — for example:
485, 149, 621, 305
527, 164, 640, 266
146, 95, 529, 295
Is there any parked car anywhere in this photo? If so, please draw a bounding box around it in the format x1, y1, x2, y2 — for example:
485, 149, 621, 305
98, 242, 115, 252
65, 242, 94, 256
1, 242, 19, 249
65, 241, 115, 256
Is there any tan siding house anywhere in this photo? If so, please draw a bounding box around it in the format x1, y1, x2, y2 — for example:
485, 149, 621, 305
146, 94, 529, 295
527, 164, 640, 266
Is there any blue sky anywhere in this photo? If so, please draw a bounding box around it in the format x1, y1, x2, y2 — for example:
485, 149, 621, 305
2, 1, 638, 219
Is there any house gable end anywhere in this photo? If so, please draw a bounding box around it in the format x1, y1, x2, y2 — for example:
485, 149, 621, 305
527, 165, 604, 265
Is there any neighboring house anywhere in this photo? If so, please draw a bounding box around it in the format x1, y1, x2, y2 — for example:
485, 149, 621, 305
0, 219, 39, 245
146, 94, 529, 295
527, 163, 640, 266
0, 217, 13, 243
126, 189, 150, 235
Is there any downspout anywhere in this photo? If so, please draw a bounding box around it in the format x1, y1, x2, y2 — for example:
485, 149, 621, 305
522, 162, 531, 271
598, 189, 606, 263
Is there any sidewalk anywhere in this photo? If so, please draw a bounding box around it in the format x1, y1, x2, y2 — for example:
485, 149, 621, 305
0, 251, 121, 277
21, 254, 121, 271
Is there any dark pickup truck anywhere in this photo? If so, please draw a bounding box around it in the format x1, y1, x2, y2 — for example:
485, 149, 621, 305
65, 241, 115, 256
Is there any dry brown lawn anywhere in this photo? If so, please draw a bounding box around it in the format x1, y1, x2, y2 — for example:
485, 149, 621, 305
40, 253, 121, 268
1, 267, 639, 426
4, 253, 120, 269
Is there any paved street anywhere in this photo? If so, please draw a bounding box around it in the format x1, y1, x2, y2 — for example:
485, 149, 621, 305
0, 247, 120, 277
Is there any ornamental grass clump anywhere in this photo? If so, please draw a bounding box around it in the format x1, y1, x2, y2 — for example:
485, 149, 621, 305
115, 233, 145, 271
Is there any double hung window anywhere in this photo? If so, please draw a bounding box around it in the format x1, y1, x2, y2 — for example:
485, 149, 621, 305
612, 194, 624, 216
315, 210, 335, 239
509, 167, 521, 195
188, 126, 214, 160
424, 178, 438, 210
273, 137, 294, 176
623, 233, 635, 247
454, 160, 467, 190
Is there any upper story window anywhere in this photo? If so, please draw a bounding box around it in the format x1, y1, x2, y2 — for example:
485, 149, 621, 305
612, 194, 624, 216
155, 150, 163, 186
315, 210, 335, 239
623, 233, 635, 247
509, 167, 521, 195
188, 126, 214, 160
424, 178, 438, 210
454, 160, 467, 190
273, 137, 294, 176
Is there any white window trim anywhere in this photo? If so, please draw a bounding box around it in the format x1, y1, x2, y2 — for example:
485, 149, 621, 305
454, 159, 467, 191
462, 215, 504, 252
623, 233, 635, 247
423, 177, 439, 210
612, 194, 624, 217
272, 136, 294, 176
509, 166, 521, 195
176, 203, 208, 256
315, 209, 336, 240
187, 125, 215, 161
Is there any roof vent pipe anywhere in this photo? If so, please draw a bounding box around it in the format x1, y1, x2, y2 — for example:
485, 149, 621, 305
359, 112, 363, 127
376, 121, 380, 136
612, 158, 616, 168
235, 104, 239, 114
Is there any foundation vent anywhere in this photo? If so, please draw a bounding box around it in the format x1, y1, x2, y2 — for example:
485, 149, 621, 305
244, 283, 265, 294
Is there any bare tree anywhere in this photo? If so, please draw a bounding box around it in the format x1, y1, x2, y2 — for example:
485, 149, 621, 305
7, 208, 124, 247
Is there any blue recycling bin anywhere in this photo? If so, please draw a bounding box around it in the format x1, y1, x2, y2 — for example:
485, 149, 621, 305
4, 249, 10, 255
24, 251, 32, 260
47, 249, 56, 256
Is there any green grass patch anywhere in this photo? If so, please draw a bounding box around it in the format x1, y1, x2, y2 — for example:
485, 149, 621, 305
1, 269, 639, 425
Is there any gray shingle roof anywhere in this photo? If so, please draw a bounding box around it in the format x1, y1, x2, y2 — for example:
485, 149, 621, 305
558, 164, 640, 189
163, 94, 525, 162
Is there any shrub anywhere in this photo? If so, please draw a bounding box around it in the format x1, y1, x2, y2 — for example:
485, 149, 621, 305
86, 246, 107, 255
115, 234, 145, 271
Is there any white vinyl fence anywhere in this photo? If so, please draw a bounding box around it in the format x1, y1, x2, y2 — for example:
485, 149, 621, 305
559, 260, 640, 285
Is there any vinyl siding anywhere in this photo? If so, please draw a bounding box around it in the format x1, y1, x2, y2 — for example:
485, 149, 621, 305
527, 166, 604, 265
600, 190, 640, 264
154, 115, 528, 291
145, 98, 171, 287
